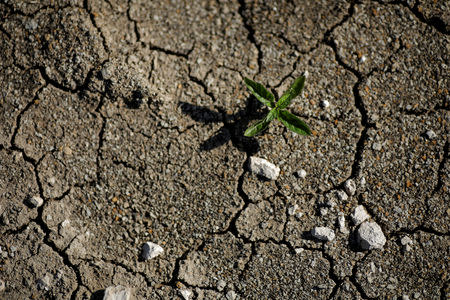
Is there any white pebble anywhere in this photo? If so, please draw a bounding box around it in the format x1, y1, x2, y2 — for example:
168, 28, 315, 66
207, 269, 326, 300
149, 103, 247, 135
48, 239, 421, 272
217, 280, 226, 292
336, 190, 348, 201
356, 221, 386, 250
0, 279, 5, 292
296, 169, 307, 179
249, 156, 280, 180
320, 100, 330, 108
344, 179, 356, 196
295, 248, 304, 254
360, 55, 367, 63
425, 130, 437, 139
179, 289, 193, 300
141, 242, 163, 260
311, 226, 335, 242
103, 285, 132, 300
337, 212, 349, 234
47, 176, 56, 186
400, 236, 413, 252
28, 195, 44, 208
288, 204, 299, 216
350, 205, 370, 226
226, 290, 237, 300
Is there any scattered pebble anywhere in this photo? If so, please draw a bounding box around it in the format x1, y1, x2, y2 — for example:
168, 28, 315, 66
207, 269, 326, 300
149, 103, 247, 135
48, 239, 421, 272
320, 100, 330, 108
103, 285, 132, 300
296, 169, 307, 179
217, 279, 226, 292
350, 205, 370, 225
402, 295, 410, 300
337, 212, 349, 234
425, 130, 436, 139
319, 207, 328, 216
47, 176, 56, 186
356, 221, 386, 250
360, 55, 367, 63
141, 242, 164, 260
311, 226, 335, 242
179, 288, 193, 300
249, 157, 280, 180
295, 248, 304, 254
344, 179, 356, 196
336, 190, 348, 201
288, 204, 299, 216
36, 274, 51, 291
400, 236, 413, 252
0, 279, 5, 292
295, 212, 304, 219
372, 143, 382, 151
226, 290, 237, 300
28, 195, 44, 208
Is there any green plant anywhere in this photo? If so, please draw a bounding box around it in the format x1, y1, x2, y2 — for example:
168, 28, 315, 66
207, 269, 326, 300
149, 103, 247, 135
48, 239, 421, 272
244, 75, 311, 137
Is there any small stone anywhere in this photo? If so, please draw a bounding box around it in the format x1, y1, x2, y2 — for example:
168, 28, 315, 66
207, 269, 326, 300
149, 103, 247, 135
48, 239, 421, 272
47, 176, 56, 186
344, 179, 356, 196
0, 279, 5, 292
372, 143, 382, 151
425, 130, 437, 139
336, 190, 348, 201
141, 242, 163, 260
296, 169, 307, 179
356, 221, 386, 250
28, 195, 44, 207
217, 280, 226, 292
414, 292, 420, 299
337, 212, 349, 234
103, 285, 132, 300
295, 247, 304, 254
36, 274, 51, 291
295, 212, 304, 219
249, 157, 280, 180
400, 236, 412, 246
179, 288, 193, 300
402, 295, 410, 300
63, 146, 73, 156
311, 226, 335, 242
360, 55, 367, 63
226, 290, 237, 300
320, 100, 330, 108
288, 204, 299, 216
350, 205, 370, 226
319, 207, 328, 216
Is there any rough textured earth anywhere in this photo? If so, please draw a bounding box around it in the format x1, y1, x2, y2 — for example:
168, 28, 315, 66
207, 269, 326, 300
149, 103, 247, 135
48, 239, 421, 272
0, 0, 448, 299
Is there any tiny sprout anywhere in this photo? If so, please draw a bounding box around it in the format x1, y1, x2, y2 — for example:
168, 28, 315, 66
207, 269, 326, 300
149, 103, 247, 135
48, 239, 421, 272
244, 75, 311, 137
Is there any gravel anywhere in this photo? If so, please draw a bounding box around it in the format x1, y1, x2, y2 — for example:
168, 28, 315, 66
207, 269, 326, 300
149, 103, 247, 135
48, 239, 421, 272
141, 242, 164, 260
249, 156, 280, 180
356, 222, 386, 250
344, 179, 357, 196
311, 227, 336, 242
350, 205, 370, 226
103, 285, 133, 300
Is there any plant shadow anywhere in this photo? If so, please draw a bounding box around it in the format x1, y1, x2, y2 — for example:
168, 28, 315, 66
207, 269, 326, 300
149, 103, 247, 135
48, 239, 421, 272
179, 97, 266, 155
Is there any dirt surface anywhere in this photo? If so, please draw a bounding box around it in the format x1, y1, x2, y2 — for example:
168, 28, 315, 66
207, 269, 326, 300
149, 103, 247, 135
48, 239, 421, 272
0, 0, 449, 299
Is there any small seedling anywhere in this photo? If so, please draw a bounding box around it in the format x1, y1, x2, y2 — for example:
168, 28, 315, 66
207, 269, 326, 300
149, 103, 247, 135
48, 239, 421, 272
244, 75, 311, 137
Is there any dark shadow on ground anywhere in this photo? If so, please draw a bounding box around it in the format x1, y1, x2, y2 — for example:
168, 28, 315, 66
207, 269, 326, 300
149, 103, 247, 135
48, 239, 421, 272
179, 97, 267, 155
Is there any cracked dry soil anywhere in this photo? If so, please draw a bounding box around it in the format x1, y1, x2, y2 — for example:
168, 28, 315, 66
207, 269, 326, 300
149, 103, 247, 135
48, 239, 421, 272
0, 0, 449, 299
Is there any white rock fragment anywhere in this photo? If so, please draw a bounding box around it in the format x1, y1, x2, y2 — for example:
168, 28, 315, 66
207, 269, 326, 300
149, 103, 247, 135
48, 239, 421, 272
351, 205, 370, 226
320, 100, 330, 108
28, 195, 44, 207
400, 236, 413, 252
337, 212, 349, 234
336, 190, 348, 201
217, 280, 226, 292
296, 169, 307, 179
47, 176, 56, 186
179, 288, 193, 300
357, 221, 386, 250
36, 273, 51, 291
425, 130, 436, 139
141, 242, 163, 260
249, 157, 280, 180
311, 227, 335, 242
0, 279, 4, 292
295, 247, 304, 254
360, 55, 367, 63
226, 290, 237, 300
103, 285, 132, 300
344, 179, 356, 196
288, 204, 299, 216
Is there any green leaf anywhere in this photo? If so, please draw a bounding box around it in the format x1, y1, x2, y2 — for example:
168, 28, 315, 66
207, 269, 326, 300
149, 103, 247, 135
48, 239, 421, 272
276, 76, 305, 110
277, 110, 311, 135
244, 77, 275, 108
244, 109, 277, 137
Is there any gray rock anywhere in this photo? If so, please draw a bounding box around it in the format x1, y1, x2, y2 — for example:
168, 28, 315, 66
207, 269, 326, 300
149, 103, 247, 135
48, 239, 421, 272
337, 212, 349, 234
425, 130, 436, 139
28, 195, 44, 208
36, 273, 51, 291
356, 222, 386, 250
226, 290, 237, 300
296, 169, 307, 179
0, 279, 5, 292
249, 157, 280, 180
217, 280, 226, 292
344, 179, 356, 196
103, 285, 133, 300
311, 226, 335, 242
320, 100, 330, 108
179, 288, 193, 300
336, 190, 348, 201
400, 236, 413, 252
141, 242, 163, 260
350, 205, 370, 225
288, 204, 299, 216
